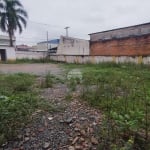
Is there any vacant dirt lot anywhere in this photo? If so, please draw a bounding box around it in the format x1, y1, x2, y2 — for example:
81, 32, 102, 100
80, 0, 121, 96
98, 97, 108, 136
0, 63, 64, 76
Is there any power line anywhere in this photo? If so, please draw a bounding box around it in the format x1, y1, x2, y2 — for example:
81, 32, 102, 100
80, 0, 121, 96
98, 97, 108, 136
16, 36, 46, 41
28, 20, 63, 28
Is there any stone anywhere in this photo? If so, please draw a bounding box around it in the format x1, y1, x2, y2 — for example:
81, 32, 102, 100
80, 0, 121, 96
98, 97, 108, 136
80, 117, 86, 121
48, 117, 53, 121
17, 134, 22, 140
59, 120, 64, 123
80, 130, 86, 136
38, 127, 45, 132
92, 122, 97, 126
65, 117, 73, 124
75, 123, 81, 128
87, 127, 94, 134
24, 137, 30, 142
25, 128, 30, 133
91, 136, 98, 145
32, 132, 36, 137
74, 128, 80, 131
72, 137, 79, 145
68, 146, 75, 150
19, 146, 24, 150
75, 145, 82, 150
79, 137, 85, 142
43, 142, 50, 149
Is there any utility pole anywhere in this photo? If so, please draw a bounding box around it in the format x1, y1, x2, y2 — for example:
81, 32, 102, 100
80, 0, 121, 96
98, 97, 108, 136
46, 31, 49, 51
64, 27, 70, 37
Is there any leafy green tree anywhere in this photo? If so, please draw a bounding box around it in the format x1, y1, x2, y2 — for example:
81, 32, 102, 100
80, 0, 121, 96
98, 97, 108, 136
0, 0, 28, 46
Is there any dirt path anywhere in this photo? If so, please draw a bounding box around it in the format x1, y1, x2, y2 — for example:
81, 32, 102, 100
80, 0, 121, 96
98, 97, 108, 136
2, 84, 102, 150
0, 63, 63, 76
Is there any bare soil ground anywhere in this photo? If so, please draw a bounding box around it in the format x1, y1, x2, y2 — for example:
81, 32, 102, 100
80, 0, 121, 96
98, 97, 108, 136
0, 64, 63, 76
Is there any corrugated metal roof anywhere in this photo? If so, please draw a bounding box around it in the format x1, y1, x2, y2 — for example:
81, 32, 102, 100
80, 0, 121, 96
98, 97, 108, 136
38, 39, 60, 44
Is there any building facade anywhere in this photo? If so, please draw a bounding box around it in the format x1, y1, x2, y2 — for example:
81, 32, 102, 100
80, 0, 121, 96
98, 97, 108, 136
37, 39, 60, 52
0, 35, 16, 61
57, 36, 89, 55
89, 23, 150, 56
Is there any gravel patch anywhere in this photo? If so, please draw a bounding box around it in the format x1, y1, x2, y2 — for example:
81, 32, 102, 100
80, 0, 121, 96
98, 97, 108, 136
1, 84, 102, 150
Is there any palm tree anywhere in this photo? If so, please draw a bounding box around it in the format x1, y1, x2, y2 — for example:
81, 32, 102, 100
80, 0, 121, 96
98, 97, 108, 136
0, 0, 28, 46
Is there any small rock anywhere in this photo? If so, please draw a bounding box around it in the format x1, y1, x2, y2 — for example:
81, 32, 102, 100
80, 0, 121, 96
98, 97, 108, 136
68, 146, 75, 150
80, 130, 86, 136
72, 137, 79, 145
17, 134, 22, 140
24, 137, 30, 142
19, 146, 24, 150
38, 127, 45, 132
59, 120, 64, 123
75, 123, 81, 128
18, 141, 23, 147
74, 128, 80, 131
75, 145, 82, 150
65, 117, 73, 124
32, 132, 36, 137
48, 117, 53, 121
87, 127, 94, 134
92, 122, 97, 126
79, 137, 85, 142
25, 128, 30, 134
91, 136, 98, 145
43, 142, 50, 149
80, 117, 86, 121
25, 132, 30, 136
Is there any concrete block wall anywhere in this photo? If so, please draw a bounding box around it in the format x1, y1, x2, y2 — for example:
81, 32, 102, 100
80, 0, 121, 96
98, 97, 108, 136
90, 23, 150, 42
49, 55, 150, 64
16, 51, 47, 59
6, 47, 16, 60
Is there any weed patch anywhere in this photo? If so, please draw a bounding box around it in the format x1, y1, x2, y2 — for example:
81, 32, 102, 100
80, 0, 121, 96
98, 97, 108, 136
40, 72, 64, 88
65, 63, 150, 149
0, 73, 55, 145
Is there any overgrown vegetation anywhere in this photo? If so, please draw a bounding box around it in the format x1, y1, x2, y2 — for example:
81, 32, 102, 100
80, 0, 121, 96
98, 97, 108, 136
0, 73, 54, 145
1, 62, 150, 149
39, 72, 64, 88
65, 63, 150, 149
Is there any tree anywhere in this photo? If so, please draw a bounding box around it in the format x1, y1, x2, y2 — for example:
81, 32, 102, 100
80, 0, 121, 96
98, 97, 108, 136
0, 0, 28, 46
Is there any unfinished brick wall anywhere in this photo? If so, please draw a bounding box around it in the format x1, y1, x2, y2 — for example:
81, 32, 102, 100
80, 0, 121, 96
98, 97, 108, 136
90, 35, 150, 56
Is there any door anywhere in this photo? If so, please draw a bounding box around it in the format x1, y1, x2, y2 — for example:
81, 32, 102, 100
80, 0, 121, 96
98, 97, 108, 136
0, 49, 7, 61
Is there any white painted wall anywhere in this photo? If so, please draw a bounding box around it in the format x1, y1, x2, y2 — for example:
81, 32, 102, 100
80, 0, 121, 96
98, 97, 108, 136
0, 35, 15, 46
57, 36, 89, 55
16, 51, 47, 59
6, 47, 16, 60
49, 55, 150, 64
37, 41, 59, 51
0, 46, 16, 60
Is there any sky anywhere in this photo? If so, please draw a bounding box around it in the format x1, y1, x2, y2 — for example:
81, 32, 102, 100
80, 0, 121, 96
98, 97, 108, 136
1, 0, 150, 45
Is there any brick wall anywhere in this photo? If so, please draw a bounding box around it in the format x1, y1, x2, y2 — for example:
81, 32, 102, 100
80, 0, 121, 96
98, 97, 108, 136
90, 34, 150, 56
